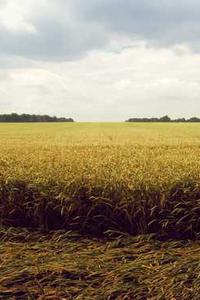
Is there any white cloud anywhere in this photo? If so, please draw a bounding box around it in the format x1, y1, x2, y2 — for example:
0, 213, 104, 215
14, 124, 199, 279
0, 0, 36, 33
1, 44, 200, 120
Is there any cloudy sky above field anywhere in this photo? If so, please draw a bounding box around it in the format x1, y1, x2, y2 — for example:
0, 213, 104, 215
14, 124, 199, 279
0, 0, 200, 121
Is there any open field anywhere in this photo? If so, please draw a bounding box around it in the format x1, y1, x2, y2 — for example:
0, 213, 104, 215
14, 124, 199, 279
1, 122, 200, 237
1, 122, 200, 299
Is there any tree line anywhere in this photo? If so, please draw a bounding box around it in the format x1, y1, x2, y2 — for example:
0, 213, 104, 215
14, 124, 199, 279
126, 115, 200, 122
0, 113, 74, 122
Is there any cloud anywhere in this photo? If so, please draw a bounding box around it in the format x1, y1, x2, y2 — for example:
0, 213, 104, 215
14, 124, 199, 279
0, 0, 110, 61
1, 1, 200, 120
1, 45, 200, 120
0, 0, 200, 61
73, 0, 200, 48
0, 0, 36, 33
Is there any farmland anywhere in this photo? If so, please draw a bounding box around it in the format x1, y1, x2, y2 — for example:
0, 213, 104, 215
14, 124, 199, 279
1, 122, 200, 299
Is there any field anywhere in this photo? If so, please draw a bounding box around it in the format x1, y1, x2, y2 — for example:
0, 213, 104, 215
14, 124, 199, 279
1, 122, 200, 299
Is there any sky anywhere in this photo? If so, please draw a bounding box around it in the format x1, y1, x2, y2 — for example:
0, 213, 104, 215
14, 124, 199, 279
0, 0, 200, 121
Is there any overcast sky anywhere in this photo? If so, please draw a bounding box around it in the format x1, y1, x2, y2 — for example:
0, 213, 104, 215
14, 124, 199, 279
0, 0, 200, 121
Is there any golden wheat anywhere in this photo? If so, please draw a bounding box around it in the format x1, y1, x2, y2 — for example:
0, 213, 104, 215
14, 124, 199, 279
0, 122, 200, 238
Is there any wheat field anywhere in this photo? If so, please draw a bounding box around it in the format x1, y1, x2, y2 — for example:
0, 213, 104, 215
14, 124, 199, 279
1, 122, 200, 299
1, 122, 200, 236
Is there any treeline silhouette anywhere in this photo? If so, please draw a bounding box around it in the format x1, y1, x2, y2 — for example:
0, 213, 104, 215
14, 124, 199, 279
0, 113, 74, 123
126, 115, 200, 122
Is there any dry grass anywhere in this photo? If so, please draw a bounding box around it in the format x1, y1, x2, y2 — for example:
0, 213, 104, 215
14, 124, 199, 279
0, 228, 200, 300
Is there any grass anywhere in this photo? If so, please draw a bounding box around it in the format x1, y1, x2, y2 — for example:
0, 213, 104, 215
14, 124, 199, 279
1, 122, 200, 298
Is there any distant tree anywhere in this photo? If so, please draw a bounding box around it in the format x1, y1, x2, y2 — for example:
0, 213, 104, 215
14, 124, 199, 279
174, 118, 186, 122
159, 115, 171, 122
0, 113, 74, 122
187, 117, 200, 122
126, 116, 200, 123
